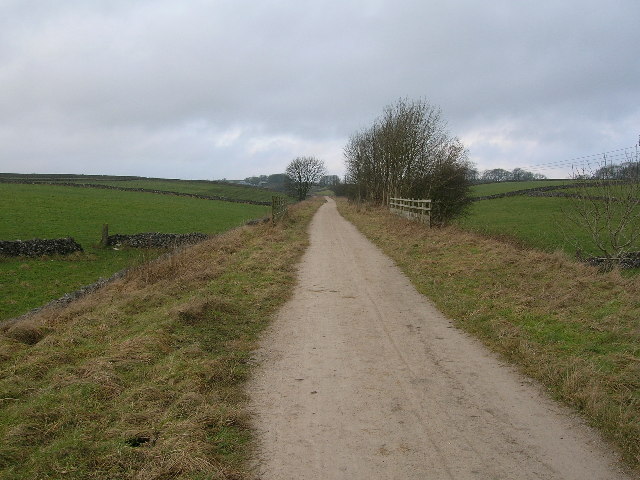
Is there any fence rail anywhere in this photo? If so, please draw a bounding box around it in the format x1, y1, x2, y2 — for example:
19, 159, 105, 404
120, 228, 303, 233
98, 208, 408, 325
271, 196, 288, 221
389, 197, 431, 226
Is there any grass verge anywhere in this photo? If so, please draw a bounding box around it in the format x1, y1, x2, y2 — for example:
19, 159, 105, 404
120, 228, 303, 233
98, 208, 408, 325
337, 199, 640, 472
0, 198, 322, 479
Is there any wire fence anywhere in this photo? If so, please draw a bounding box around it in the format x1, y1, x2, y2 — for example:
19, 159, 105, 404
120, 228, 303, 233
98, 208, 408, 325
518, 145, 639, 176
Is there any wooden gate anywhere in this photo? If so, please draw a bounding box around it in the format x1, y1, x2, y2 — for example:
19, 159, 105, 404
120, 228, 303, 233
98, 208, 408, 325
389, 197, 431, 226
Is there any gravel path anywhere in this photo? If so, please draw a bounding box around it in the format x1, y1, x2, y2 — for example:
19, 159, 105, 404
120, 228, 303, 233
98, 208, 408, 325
249, 197, 632, 479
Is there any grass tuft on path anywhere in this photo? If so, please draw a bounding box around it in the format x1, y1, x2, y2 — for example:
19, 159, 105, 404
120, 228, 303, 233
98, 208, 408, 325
0, 199, 322, 479
337, 199, 640, 472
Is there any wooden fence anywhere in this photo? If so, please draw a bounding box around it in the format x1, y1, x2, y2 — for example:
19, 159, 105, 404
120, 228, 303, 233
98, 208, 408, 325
389, 197, 431, 226
271, 196, 288, 221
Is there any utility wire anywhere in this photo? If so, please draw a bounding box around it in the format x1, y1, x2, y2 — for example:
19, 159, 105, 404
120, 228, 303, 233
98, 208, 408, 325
512, 146, 638, 175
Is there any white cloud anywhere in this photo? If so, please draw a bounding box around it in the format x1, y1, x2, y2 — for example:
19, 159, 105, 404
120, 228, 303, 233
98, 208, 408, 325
213, 127, 243, 148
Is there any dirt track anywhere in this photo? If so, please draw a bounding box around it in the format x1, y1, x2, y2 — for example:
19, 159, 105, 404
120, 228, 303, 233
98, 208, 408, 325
249, 198, 632, 479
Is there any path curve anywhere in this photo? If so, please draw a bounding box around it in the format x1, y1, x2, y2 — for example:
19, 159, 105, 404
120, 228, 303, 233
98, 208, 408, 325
249, 198, 631, 479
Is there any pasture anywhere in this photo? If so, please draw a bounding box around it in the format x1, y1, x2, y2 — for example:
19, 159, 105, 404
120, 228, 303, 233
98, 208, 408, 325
68, 178, 279, 203
0, 173, 282, 203
457, 190, 640, 262
456, 196, 578, 253
0, 183, 270, 320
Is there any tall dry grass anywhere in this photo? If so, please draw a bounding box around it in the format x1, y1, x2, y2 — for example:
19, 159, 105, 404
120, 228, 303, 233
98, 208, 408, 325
0, 199, 322, 479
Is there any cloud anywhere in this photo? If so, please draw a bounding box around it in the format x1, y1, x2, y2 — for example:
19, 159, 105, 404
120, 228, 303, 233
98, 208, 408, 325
0, 0, 638, 179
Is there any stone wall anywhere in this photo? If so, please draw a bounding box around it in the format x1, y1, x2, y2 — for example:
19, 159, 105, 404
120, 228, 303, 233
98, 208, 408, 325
584, 253, 640, 269
0, 238, 83, 257
107, 232, 208, 248
471, 184, 575, 201
471, 181, 630, 202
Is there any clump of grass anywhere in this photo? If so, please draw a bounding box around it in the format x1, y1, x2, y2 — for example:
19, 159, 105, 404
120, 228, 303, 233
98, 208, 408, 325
338, 199, 640, 471
0, 198, 323, 479
1, 319, 50, 345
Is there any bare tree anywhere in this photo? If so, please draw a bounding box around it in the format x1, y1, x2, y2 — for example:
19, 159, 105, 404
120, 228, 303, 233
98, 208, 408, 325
285, 156, 326, 201
562, 150, 640, 269
344, 98, 473, 225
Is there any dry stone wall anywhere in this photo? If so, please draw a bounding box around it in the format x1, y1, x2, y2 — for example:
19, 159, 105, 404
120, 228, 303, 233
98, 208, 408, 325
107, 232, 208, 248
0, 238, 83, 257
584, 253, 640, 269
470, 181, 632, 202
470, 184, 577, 201
0, 265, 129, 331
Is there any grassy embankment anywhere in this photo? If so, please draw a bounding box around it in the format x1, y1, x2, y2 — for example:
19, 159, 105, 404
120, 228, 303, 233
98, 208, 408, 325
0, 183, 270, 321
338, 199, 640, 472
0, 197, 323, 479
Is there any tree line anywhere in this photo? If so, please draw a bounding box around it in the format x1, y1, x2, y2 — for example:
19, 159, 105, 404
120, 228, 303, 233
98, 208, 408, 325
471, 168, 547, 183
590, 160, 640, 180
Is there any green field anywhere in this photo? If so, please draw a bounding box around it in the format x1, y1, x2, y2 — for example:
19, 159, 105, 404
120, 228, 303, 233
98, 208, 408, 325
456, 196, 574, 252
0, 183, 270, 320
69, 179, 280, 203
470, 180, 569, 197
0, 173, 286, 203
455, 193, 640, 263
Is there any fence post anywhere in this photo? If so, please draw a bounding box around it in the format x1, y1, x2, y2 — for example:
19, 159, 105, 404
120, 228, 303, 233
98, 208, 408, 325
271, 196, 277, 221
100, 224, 109, 247
272, 196, 288, 222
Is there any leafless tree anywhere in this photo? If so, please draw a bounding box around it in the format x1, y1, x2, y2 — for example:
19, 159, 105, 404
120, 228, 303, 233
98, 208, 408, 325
562, 150, 640, 269
285, 156, 326, 201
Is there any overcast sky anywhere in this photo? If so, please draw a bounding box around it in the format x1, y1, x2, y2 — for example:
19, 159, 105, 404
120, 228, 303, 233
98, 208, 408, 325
1, 0, 638, 180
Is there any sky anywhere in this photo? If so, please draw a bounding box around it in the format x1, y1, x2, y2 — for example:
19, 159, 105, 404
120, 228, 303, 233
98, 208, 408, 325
1, 0, 639, 180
